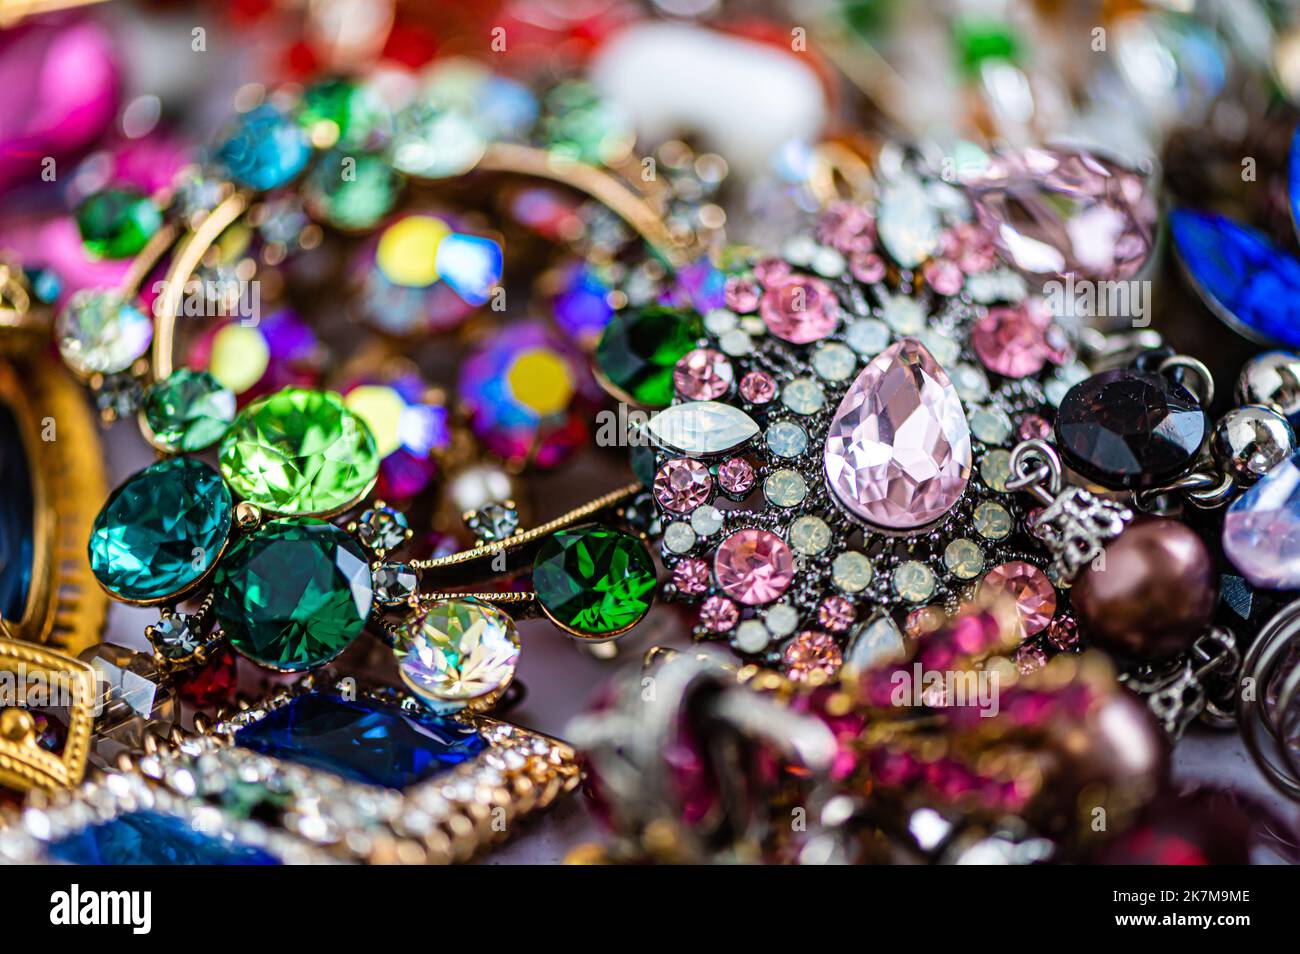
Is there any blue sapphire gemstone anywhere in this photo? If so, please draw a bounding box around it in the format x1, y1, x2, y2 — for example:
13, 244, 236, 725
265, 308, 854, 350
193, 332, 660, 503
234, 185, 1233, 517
1170, 208, 1300, 348
48, 811, 280, 865
218, 104, 311, 191
0, 400, 34, 623
1289, 122, 1300, 237
234, 693, 486, 789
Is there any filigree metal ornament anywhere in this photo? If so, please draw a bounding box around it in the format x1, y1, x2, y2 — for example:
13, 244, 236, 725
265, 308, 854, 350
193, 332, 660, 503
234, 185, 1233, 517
639, 162, 1088, 676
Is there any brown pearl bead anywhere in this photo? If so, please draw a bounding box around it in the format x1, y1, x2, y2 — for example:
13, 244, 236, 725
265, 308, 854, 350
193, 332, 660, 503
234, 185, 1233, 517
1072, 517, 1216, 659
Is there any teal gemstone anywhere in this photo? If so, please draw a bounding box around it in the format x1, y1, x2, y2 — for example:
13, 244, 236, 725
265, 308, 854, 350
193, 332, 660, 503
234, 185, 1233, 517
89, 458, 233, 604
213, 519, 373, 671
218, 103, 311, 191
303, 151, 398, 231
142, 369, 236, 452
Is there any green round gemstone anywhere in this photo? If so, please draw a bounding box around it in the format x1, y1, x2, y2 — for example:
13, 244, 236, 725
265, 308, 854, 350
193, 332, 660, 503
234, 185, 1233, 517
532, 526, 655, 636
595, 306, 702, 408
89, 458, 232, 604
303, 151, 398, 231
213, 518, 372, 671
142, 369, 236, 452
76, 188, 163, 259
297, 78, 390, 149
219, 388, 379, 516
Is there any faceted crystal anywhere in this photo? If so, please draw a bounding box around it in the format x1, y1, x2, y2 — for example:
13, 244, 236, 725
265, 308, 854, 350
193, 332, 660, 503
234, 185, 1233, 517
713, 529, 794, 605
1054, 368, 1207, 489
645, 401, 759, 457
392, 597, 521, 712
877, 176, 941, 268
49, 811, 280, 865
595, 306, 702, 407
89, 458, 233, 603
1223, 451, 1300, 588
979, 561, 1056, 636
142, 369, 236, 452
213, 519, 373, 671
759, 275, 840, 344
532, 526, 656, 635
56, 290, 152, 376
76, 187, 162, 259
234, 693, 485, 789
823, 338, 971, 530
218, 103, 311, 191
220, 388, 379, 515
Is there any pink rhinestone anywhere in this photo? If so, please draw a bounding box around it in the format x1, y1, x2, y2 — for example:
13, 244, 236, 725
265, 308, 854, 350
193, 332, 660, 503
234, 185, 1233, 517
922, 258, 964, 296
699, 594, 739, 633
738, 370, 776, 405
672, 558, 710, 596
817, 595, 856, 633
673, 348, 733, 401
759, 274, 839, 344
752, 257, 791, 286
1017, 413, 1052, 442
942, 223, 999, 274
1045, 615, 1079, 651
816, 201, 875, 253
971, 304, 1051, 378
713, 528, 794, 605
653, 458, 712, 513
1016, 640, 1048, 674
905, 606, 946, 639
849, 251, 886, 283
724, 276, 760, 313
783, 631, 843, 682
980, 561, 1057, 636
717, 457, 756, 496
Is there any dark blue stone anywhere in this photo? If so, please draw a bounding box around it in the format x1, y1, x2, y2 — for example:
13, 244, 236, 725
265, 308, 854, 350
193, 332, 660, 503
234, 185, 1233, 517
48, 810, 280, 865
234, 693, 486, 790
1170, 208, 1300, 348
0, 399, 34, 623
217, 104, 311, 191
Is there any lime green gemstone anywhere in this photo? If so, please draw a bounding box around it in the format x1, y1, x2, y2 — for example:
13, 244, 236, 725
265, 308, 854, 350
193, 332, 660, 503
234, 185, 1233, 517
76, 188, 163, 259
219, 388, 379, 516
142, 369, 236, 452
213, 518, 372, 671
532, 526, 655, 636
595, 306, 702, 408
304, 151, 398, 231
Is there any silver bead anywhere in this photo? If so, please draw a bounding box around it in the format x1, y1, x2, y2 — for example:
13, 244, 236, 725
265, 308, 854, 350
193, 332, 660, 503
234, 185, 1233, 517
1237, 351, 1300, 420
1211, 405, 1295, 483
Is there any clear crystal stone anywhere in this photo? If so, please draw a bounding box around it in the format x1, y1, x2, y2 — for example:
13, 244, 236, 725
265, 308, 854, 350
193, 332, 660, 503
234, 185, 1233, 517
646, 400, 760, 456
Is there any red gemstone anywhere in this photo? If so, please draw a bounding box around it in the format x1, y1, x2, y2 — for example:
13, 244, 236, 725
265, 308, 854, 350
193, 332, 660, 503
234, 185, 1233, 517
177, 647, 238, 707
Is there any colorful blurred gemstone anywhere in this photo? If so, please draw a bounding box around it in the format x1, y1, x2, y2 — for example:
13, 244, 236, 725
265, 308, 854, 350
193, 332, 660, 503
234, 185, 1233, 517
459, 321, 591, 468
434, 233, 502, 306
218, 103, 311, 192
340, 375, 450, 501
376, 215, 450, 287
297, 77, 390, 150
660, 259, 727, 315
75, 187, 162, 259
188, 308, 322, 399
552, 260, 614, 347
303, 151, 398, 231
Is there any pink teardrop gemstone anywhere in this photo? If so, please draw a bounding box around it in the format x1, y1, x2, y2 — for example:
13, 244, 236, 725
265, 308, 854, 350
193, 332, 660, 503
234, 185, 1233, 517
823, 337, 971, 531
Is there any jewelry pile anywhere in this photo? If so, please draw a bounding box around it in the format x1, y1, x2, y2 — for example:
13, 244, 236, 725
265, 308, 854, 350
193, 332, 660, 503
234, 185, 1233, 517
3, 0, 1300, 874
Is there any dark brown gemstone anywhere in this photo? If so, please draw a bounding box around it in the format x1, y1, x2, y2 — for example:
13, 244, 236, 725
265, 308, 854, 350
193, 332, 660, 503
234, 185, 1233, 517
1054, 368, 1207, 489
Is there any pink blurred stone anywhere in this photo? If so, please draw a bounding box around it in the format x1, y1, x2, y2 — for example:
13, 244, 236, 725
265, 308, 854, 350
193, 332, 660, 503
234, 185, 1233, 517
671, 558, 711, 596
823, 338, 971, 530
759, 274, 839, 344
653, 458, 712, 513
1017, 413, 1052, 442
970, 303, 1052, 378
673, 347, 733, 401
816, 201, 875, 254
817, 595, 856, 633
1016, 641, 1048, 674
922, 258, 964, 296
738, 370, 776, 404
980, 561, 1057, 636
962, 146, 1156, 283
717, 456, 755, 495
698, 594, 739, 633
849, 251, 886, 283
713, 528, 794, 605
752, 257, 790, 286
783, 631, 843, 682
724, 275, 760, 313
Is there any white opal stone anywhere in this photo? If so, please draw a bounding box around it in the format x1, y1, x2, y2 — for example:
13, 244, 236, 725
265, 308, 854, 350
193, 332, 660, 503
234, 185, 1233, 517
646, 401, 759, 457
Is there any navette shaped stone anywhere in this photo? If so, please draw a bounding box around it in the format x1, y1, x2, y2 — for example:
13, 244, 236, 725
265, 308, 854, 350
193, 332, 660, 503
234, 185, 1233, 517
89, 457, 232, 603
645, 400, 759, 457
234, 693, 485, 789
213, 519, 372, 671
219, 388, 379, 515
823, 338, 971, 531
1223, 450, 1300, 589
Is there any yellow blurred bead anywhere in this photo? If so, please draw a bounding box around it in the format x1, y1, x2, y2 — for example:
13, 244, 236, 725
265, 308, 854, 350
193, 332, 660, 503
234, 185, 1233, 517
507, 349, 574, 417
376, 215, 450, 288
345, 384, 405, 458
209, 324, 270, 394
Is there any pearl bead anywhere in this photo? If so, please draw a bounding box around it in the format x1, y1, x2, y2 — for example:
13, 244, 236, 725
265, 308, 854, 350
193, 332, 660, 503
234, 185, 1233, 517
1073, 518, 1216, 659
1211, 405, 1295, 483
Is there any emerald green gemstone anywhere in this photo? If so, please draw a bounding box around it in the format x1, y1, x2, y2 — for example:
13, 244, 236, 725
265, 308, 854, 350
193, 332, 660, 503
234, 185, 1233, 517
297, 79, 390, 149
142, 369, 236, 452
89, 458, 232, 603
304, 151, 398, 231
213, 518, 372, 671
75, 188, 163, 259
595, 306, 702, 408
219, 388, 379, 516
532, 526, 655, 636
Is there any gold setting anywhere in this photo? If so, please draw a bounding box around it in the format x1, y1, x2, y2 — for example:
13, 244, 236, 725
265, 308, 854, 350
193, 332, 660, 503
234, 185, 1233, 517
0, 637, 96, 792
